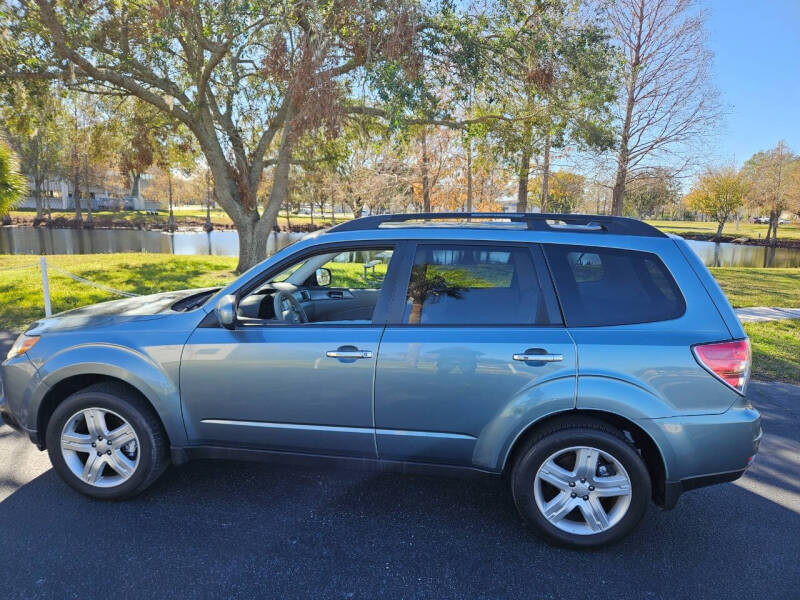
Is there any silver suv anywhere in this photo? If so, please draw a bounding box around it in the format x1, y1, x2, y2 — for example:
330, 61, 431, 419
0, 213, 762, 547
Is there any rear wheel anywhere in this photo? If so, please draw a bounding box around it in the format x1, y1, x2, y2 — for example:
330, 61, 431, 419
511, 418, 651, 548
45, 383, 169, 499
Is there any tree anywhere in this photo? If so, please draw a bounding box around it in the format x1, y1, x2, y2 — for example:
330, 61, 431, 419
623, 167, 680, 219
2, 81, 67, 220
154, 123, 198, 232
741, 141, 800, 245
482, 0, 616, 212
4, 1, 454, 272
607, 0, 720, 215
685, 166, 748, 239
0, 137, 27, 219
544, 170, 585, 213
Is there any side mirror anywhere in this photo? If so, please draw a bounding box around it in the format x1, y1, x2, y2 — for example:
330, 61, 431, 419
215, 294, 237, 330
315, 267, 332, 287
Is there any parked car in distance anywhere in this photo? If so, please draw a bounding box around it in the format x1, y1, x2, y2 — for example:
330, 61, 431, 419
0, 213, 761, 548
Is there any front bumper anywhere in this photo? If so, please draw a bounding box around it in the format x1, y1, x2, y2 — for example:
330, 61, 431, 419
0, 390, 25, 434
0, 354, 44, 442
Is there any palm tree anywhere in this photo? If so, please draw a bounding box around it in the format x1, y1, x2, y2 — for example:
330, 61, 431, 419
0, 138, 27, 225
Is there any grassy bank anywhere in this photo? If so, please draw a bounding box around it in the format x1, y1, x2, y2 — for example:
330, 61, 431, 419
648, 219, 800, 242
0, 255, 797, 383
8, 209, 348, 231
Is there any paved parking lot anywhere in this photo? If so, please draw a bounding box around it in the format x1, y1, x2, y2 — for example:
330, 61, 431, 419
1, 380, 798, 599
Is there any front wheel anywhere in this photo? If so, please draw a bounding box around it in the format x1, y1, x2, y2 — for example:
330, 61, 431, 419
45, 383, 169, 499
511, 419, 651, 548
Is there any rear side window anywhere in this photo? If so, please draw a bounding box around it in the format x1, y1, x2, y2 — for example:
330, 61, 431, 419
544, 244, 685, 326
401, 244, 553, 325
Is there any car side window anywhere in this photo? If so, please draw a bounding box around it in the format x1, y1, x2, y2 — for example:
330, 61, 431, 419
544, 244, 685, 326
237, 247, 394, 324
316, 250, 393, 290
400, 244, 551, 325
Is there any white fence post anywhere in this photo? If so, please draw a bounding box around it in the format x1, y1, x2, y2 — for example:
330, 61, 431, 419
40, 256, 52, 317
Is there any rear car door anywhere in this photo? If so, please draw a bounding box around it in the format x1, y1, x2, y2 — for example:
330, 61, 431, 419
542, 242, 738, 417
373, 241, 577, 467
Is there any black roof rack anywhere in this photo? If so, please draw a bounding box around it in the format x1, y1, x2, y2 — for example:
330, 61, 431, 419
329, 212, 666, 237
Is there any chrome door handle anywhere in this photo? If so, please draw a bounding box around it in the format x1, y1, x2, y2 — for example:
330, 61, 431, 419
326, 350, 373, 359
513, 353, 563, 362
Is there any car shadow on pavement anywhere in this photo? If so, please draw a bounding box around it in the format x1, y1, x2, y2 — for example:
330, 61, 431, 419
0, 456, 797, 600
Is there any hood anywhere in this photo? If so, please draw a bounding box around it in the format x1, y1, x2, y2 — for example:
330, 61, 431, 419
26, 287, 219, 334
59, 287, 219, 317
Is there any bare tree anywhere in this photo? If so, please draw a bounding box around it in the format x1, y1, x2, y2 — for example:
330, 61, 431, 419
607, 0, 720, 215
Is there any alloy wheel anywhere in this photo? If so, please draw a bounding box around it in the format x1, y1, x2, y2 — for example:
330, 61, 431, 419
60, 407, 140, 488
533, 445, 632, 535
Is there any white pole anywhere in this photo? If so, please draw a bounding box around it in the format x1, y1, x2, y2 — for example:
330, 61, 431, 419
40, 256, 52, 317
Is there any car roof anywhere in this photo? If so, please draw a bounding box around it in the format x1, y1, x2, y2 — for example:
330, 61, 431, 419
313, 213, 673, 253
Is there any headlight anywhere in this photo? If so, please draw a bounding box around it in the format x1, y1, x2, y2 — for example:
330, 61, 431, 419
7, 334, 39, 360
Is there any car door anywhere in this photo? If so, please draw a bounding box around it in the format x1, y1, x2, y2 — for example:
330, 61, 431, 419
179, 243, 400, 458
374, 241, 576, 468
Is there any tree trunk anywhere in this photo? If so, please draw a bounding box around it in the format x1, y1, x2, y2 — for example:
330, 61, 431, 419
613, 78, 639, 216
611, 160, 628, 217
517, 146, 532, 213
466, 137, 473, 213
770, 210, 779, 246
72, 171, 82, 223
517, 121, 533, 213
84, 159, 93, 228
234, 215, 270, 274
421, 130, 431, 212
330, 192, 335, 226
34, 178, 43, 220
715, 217, 726, 240
130, 172, 141, 199
540, 133, 551, 212
167, 169, 175, 232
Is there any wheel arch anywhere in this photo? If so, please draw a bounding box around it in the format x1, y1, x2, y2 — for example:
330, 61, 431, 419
501, 409, 669, 507
33, 344, 187, 450
37, 374, 171, 449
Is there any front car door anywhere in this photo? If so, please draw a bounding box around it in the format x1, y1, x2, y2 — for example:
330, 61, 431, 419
179, 242, 400, 458
374, 241, 577, 470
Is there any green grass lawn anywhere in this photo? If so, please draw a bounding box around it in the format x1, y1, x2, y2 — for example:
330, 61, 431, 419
0, 254, 237, 332
709, 267, 800, 308
648, 219, 800, 241
0, 255, 797, 383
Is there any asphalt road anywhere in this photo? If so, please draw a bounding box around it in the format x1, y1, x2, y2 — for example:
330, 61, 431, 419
1, 378, 798, 599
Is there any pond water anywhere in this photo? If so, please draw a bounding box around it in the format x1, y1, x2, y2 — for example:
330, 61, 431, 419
0, 227, 305, 259
1, 226, 799, 268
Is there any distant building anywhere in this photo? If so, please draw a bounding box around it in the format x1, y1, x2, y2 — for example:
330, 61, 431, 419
18, 173, 153, 211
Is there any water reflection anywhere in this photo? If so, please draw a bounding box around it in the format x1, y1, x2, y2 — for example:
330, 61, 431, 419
0, 227, 799, 268
683, 240, 800, 268
0, 228, 305, 259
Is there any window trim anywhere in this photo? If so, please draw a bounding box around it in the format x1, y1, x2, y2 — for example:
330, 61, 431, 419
384, 240, 564, 328
541, 243, 687, 328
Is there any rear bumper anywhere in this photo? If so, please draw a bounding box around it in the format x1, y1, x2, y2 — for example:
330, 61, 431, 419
645, 403, 762, 510
662, 468, 747, 510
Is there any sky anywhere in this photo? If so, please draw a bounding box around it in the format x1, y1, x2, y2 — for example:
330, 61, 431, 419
707, 0, 800, 165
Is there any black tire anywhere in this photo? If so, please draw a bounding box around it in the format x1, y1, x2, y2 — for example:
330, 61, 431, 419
45, 382, 169, 499
511, 417, 651, 548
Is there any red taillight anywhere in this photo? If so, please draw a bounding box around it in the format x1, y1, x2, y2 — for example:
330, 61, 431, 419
693, 339, 751, 393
